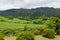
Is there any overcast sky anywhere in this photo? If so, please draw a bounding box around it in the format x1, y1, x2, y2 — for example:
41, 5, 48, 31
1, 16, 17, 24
0, 0, 60, 10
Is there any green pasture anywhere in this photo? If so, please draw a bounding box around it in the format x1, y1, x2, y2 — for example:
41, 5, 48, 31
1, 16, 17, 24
0, 22, 47, 29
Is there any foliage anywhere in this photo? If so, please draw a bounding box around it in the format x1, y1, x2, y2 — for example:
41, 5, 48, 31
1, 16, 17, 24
45, 16, 60, 33
0, 37, 4, 40
41, 29, 56, 39
0, 13, 59, 39
0, 33, 5, 37
56, 29, 60, 35
16, 31, 34, 40
0, 33, 5, 40
33, 15, 48, 24
5, 16, 14, 20
0, 7, 60, 19
36, 27, 47, 33
33, 30, 41, 35
32, 27, 47, 35
1, 29, 15, 36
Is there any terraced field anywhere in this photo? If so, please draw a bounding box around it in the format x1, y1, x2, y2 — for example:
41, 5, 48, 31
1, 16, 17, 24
0, 22, 47, 29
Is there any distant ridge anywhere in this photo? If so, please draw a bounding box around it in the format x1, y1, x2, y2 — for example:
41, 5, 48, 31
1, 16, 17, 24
0, 7, 60, 19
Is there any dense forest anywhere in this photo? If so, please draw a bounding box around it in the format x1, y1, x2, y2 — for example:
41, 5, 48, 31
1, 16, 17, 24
0, 7, 60, 19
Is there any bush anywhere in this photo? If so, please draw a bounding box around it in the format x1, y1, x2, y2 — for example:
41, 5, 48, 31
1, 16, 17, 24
16, 31, 34, 40
33, 30, 41, 35
35, 27, 47, 34
37, 27, 47, 33
0, 33, 5, 40
41, 29, 56, 39
2, 29, 15, 36
0, 37, 4, 40
32, 27, 47, 35
57, 29, 60, 35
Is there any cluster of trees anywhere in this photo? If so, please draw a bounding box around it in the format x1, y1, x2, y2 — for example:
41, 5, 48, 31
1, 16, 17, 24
32, 16, 60, 38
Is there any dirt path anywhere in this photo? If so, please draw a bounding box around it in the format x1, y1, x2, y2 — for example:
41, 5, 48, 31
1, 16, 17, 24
4, 36, 16, 40
4, 35, 60, 40
35, 35, 60, 40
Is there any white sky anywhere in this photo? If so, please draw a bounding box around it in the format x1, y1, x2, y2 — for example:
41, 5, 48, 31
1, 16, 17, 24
0, 0, 60, 10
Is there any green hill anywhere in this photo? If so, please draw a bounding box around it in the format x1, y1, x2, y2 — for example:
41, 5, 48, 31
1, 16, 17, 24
0, 7, 60, 19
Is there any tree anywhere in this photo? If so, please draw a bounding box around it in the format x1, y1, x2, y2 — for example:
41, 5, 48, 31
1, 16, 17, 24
33, 15, 48, 24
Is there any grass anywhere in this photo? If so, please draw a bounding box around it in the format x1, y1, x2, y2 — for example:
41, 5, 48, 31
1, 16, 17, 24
0, 16, 47, 29
0, 22, 47, 29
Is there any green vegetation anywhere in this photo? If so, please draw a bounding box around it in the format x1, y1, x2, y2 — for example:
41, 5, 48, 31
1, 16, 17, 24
41, 29, 56, 39
33, 30, 41, 35
56, 29, 60, 35
0, 37, 4, 40
0, 7, 60, 19
0, 33, 5, 40
0, 13, 59, 40
16, 31, 34, 40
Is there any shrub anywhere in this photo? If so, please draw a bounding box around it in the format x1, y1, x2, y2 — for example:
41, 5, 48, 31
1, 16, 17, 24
32, 27, 47, 35
0, 37, 4, 40
41, 29, 56, 39
2, 29, 15, 36
33, 30, 41, 35
0, 33, 5, 40
34, 27, 47, 34
16, 31, 34, 40
57, 29, 60, 35
37, 27, 47, 33
5, 16, 14, 20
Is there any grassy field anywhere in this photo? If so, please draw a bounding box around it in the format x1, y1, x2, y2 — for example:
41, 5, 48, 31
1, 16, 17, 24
0, 22, 47, 29
0, 16, 47, 29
